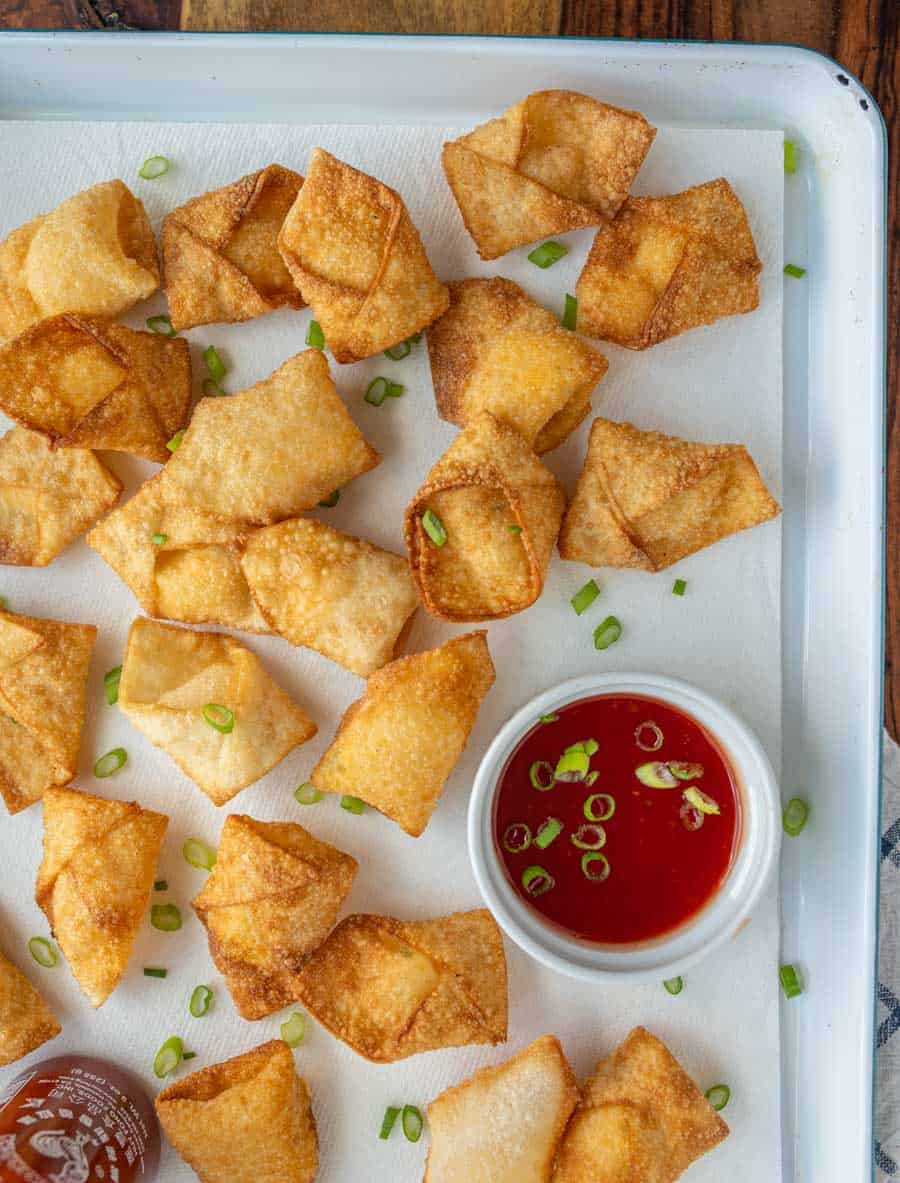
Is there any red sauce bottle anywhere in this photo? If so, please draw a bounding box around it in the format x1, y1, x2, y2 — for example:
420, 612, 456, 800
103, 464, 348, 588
0, 1056, 159, 1182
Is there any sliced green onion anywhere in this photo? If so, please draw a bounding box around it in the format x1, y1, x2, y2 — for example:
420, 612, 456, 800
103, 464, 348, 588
502, 822, 532, 853
28, 937, 57, 968
401, 1105, 424, 1143
521, 864, 555, 896
554, 748, 589, 782
202, 378, 226, 397
151, 532, 167, 546
94, 747, 127, 778
421, 509, 447, 547
779, 963, 803, 999
584, 770, 599, 786
571, 823, 606, 850
672, 578, 687, 596
147, 314, 176, 337
635, 761, 678, 788
562, 293, 578, 331
784, 263, 806, 279
571, 579, 600, 616
705, 1084, 730, 1112
154, 879, 168, 892
784, 140, 799, 174
534, 817, 563, 849
683, 786, 720, 816
139, 155, 170, 180
584, 793, 615, 822
182, 1051, 197, 1061
379, 1106, 401, 1139
306, 320, 325, 349
663, 976, 684, 996
581, 739, 599, 756
634, 721, 663, 751
166, 429, 185, 453
151, 903, 182, 932
189, 985, 213, 1017
203, 703, 234, 734
341, 795, 365, 814
539, 713, 558, 724
680, 800, 705, 831
153, 1036, 183, 1079
143, 967, 168, 979
365, 377, 389, 406
384, 339, 412, 361
281, 1012, 306, 1047
203, 345, 227, 383
783, 797, 809, 836
669, 761, 704, 780
386, 381, 404, 398
593, 615, 621, 650
527, 240, 569, 268
581, 851, 610, 882
104, 665, 122, 706
529, 760, 556, 791
508, 524, 523, 535
318, 489, 341, 508
295, 782, 322, 805
182, 839, 217, 871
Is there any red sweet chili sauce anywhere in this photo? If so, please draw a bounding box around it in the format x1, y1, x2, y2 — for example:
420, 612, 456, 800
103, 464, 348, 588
493, 694, 741, 944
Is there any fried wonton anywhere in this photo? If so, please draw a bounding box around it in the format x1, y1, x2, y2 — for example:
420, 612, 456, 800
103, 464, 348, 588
193, 814, 357, 1020
442, 90, 656, 260
278, 148, 449, 363
0, 947, 61, 1067
552, 1027, 729, 1183
118, 618, 317, 805
163, 165, 305, 331
240, 517, 418, 677
576, 179, 761, 349
558, 418, 781, 571
297, 909, 507, 1062
425, 1035, 578, 1183
156, 1040, 318, 1183
0, 426, 121, 566
36, 786, 167, 1007
429, 277, 608, 454
310, 631, 494, 836
405, 412, 566, 621
0, 611, 95, 814
0, 180, 160, 340
0, 315, 191, 462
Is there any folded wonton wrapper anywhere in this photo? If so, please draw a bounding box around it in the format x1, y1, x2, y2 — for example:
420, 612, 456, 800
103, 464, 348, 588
552, 1027, 729, 1182
0, 611, 95, 814
425, 1035, 578, 1183
297, 909, 507, 1062
405, 412, 566, 621
193, 814, 357, 1019
278, 148, 449, 363
156, 1040, 318, 1183
558, 418, 781, 571
0, 315, 191, 462
576, 179, 761, 349
36, 786, 167, 1007
0, 947, 61, 1067
442, 90, 656, 260
0, 180, 160, 340
118, 618, 317, 805
87, 350, 379, 631
240, 517, 418, 677
428, 277, 608, 454
163, 165, 305, 331
310, 631, 494, 836
0, 426, 121, 566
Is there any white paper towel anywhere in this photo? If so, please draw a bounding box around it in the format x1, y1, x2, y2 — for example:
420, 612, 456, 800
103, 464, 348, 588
0, 121, 783, 1182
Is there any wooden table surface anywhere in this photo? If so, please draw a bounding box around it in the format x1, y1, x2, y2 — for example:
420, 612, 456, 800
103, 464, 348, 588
2, 0, 897, 740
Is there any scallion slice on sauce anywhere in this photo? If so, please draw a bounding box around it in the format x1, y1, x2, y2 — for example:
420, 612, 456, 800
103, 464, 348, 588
539, 713, 558, 724
28, 937, 57, 968
153, 1036, 183, 1079
104, 665, 122, 706
166, 429, 185, 453
672, 578, 687, 596
154, 879, 168, 892
705, 1084, 731, 1112
401, 1105, 424, 1143
203, 345, 227, 383
295, 782, 322, 805
784, 140, 799, 174
784, 263, 806, 279
581, 851, 610, 882
189, 985, 213, 1017
341, 795, 365, 814
663, 976, 684, 996
139, 155, 170, 180
562, 293, 578, 331
554, 741, 595, 782
147, 314, 176, 337
680, 800, 705, 831
422, 509, 447, 547
593, 615, 621, 650
144, 967, 167, 979
318, 489, 341, 508
571, 823, 606, 851
584, 770, 599, 786
534, 817, 563, 850
634, 720, 663, 751
571, 579, 600, 616
683, 786, 720, 816
527, 240, 568, 268
203, 703, 234, 734
782, 797, 809, 836
306, 320, 325, 349
669, 761, 704, 780
583, 793, 615, 822
94, 747, 127, 778
529, 760, 556, 791
502, 822, 532, 853
151, 532, 167, 546
182, 839, 217, 870
779, 964, 803, 999
379, 1106, 401, 1139
151, 903, 182, 932
521, 864, 555, 896
280, 1012, 306, 1047
635, 761, 678, 788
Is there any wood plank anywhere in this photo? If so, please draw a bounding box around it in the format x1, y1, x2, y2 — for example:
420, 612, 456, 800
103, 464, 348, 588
1, 0, 177, 27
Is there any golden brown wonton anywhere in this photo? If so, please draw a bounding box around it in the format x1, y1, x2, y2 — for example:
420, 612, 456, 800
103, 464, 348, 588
36, 786, 167, 1007
576, 178, 761, 349
297, 909, 507, 1063
428, 277, 608, 454
442, 90, 656, 260
0, 180, 160, 340
552, 1027, 729, 1183
558, 418, 781, 571
278, 148, 449, 363
193, 814, 357, 1020
156, 1040, 318, 1183
118, 618, 317, 806
0, 315, 191, 462
310, 631, 494, 836
0, 426, 121, 567
425, 1035, 578, 1183
405, 412, 566, 621
0, 611, 95, 814
240, 517, 418, 677
0, 947, 61, 1067
163, 165, 305, 331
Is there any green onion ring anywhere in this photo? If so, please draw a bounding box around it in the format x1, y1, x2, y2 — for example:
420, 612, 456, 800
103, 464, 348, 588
534, 817, 563, 850
584, 770, 599, 786
151, 903, 182, 932
663, 976, 684, 996
680, 800, 705, 831
203, 345, 227, 383
508, 524, 523, 534
583, 793, 615, 822
281, 1012, 306, 1047
571, 823, 606, 851
521, 864, 554, 896
784, 140, 799, 174
384, 339, 412, 361
581, 851, 610, 882
527, 240, 568, 269
571, 579, 600, 616
782, 797, 809, 836
784, 263, 806, 279
562, 293, 578, 331
705, 1084, 731, 1112
529, 760, 555, 791
634, 721, 663, 751
318, 489, 341, 508
144, 967, 167, 979
421, 509, 447, 547
166, 429, 185, 453
182, 838, 217, 870
669, 761, 704, 780
401, 1105, 424, 1143
365, 377, 389, 406
554, 747, 589, 782
139, 156, 170, 180
341, 795, 365, 814
295, 782, 323, 805
28, 937, 57, 968
502, 822, 532, 853
189, 984, 213, 1017
104, 665, 122, 706
153, 1036, 183, 1079
779, 964, 803, 999
94, 747, 127, 778
379, 1106, 401, 1139
593, 615, 622, 650
146, 314, 176, 337
672, 578, 687, 596
182, 1051, 197, 1061
203, 703, 234, 734
635, 761, 678, 788
151, 532, 167, 546
306, 320, 325, 349
539, 713, 558, 724
683, 786, 720, 816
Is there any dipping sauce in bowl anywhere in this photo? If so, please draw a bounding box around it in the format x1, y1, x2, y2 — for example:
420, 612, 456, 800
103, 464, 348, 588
492, 693, 740, 945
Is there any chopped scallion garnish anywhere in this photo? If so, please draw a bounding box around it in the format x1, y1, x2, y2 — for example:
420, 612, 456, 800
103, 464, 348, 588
385, 335, 419, 360
203, 345, 227, 383
571, 823, 606, 850
534, 817, 563, 849
783, 797, 809, 836
154, 879, 168, 892
294, 782, 323, 805
422, 509, 447, 547
144, 967, 168, 979
521, 864, 554, 896
562, 293, 578, 331
94, 747, 127, 778
529, 760, 555, 791
189, 984, 213, 1017
779, 963, 803, 999
635, 761, 678, 788
318, 489, 341, 508
705, 1084, 731, 1112
306, 320, 325, 349
147, 314, 176, 337
401, 1105, 424, 1143
139, 155, 170, 180
784, 140, 799, 174
203, 703, 234, 734
151, 532, 167, 546
379, 1106, 401, 1140
593, 615, 621, 650
280, 1012, 306, 1047
581, 851, 610, 882
341, 795, 365, 814
554, 744, 590, 782
202, 378, 226, 397
508, 524, 523, 534
0, 595, 7, 611
527, 240, 568, 268
104, 665, 122, 706
166, 429, 185, 453
365, 377, 389, 406
784, 263, 806, 279
153, 1036, 183, 1079
539, 713, 558, 724
663, 976, 684, 996
571, 579, 600, 615
502, 822, 532, 853
634, 721, 663, 751
672, 578, 687, 596
182, 1051, 197, 1061
182, 839, 217, 871
28, 937, 57, 968
584, 793, 615, 822
683, 786, 720, 816
151, 903, 182, 932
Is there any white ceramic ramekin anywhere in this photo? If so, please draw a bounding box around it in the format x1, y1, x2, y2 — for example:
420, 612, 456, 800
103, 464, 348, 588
467, 672, 781, 984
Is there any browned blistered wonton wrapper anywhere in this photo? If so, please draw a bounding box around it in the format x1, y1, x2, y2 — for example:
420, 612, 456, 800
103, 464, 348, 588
428, 277, 608, 454
576, 178, 761, 349
425, 1035, 578, 1183
310, 631, 494, 836
240, 517, 418, 677
36, 786, 167, 1007
118, 618, 317, 806
163, 165, 305, 331
405, 412, 566, 621
442, 90, 656, 260
156, 1040, 318, 1183
0, 611, 95, 814
193, 814, 357, 1020
552, 1026, 729, 1183
0, 947, 61, 1067
0, 180, 160, 340
297, 909, 507, 1063
0, 315, 191, 462
0, 426, 121, 567
278, 148, 449, 363
558, 418, 781, 572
